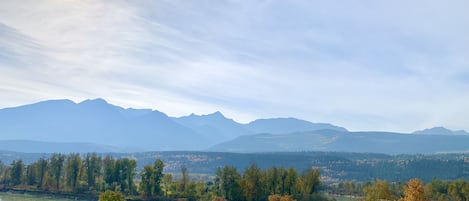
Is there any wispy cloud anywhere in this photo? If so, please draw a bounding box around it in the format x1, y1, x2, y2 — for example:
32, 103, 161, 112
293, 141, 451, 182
0, 0, 468, 132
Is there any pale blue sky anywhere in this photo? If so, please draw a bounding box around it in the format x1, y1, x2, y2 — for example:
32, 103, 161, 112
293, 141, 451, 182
0, 0, 468, 132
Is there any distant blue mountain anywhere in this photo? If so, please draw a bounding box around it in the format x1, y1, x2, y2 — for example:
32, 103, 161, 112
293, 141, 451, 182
0, 98, 466, 154
173, 113, 348, 145
245, 117, 348, 134
412, 126, 469, 135
173, 112, 251, 146
0, 99, 207, 151
209, 130, 469, 154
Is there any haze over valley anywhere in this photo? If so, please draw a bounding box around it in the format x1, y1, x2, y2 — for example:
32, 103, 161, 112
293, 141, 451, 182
0, 98, 467, 154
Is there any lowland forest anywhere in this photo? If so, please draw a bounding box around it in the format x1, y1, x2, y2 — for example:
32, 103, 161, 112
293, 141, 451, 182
0, 151, 468, 201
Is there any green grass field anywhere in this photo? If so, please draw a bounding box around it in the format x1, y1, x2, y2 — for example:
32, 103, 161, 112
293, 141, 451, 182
0, 192, 82, 201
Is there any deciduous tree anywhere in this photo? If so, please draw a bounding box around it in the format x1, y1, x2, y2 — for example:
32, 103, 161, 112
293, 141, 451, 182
364, 180, 394, 201
84, 153, 101, 191
65, 153, 82, 192
400, 179, 429, 201
37, 157, 48, 188
242, 164, 266, 201
217, 166, 242, 201
49, 153, 65, 190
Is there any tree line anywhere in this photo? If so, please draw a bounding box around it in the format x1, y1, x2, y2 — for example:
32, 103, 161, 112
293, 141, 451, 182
0, 153, 138, 194
2, 151, 467, 183
330, 178, 469, 201
0, 153, 329, 201
0, 153, 468, 201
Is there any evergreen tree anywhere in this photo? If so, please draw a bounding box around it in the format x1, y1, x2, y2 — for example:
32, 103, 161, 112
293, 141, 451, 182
26, 162, 38, 185
10, 160, 24, 186
285, 168, 298, 195
152, 158, 165, 196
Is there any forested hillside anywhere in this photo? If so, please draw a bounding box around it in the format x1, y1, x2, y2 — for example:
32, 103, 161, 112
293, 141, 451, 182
1, 151, 467, 183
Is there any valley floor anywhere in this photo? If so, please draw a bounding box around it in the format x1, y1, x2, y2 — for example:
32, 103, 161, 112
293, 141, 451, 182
0, 192, 87, 201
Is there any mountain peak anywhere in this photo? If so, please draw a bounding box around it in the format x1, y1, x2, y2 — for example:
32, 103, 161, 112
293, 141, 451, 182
79, 98, 108, 105
0, 98, 207, 150
413, 127, 469, 135
12, 99, 76, 110
34, 99, 75, 105
207, 111, 225, 118
179, 111, 226, 119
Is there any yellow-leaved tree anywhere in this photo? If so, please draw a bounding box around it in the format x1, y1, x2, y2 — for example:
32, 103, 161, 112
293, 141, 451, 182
400, 179, 429, 201
364, 180, 395, 201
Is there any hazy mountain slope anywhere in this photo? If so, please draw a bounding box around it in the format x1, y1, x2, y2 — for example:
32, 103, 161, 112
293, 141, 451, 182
209, 130, 469, 154
209, 129, 347, 152
128, 110, 207, 150
1, 99, 467, 154
173, 112, 252, 145
0, 99, 207, 150
246, 118, 347, 134
413, 126, 469, 135
0, 140, 134, 153
174, 114, 348, 145
0, 98, 353, 152
328, 131, 469, 153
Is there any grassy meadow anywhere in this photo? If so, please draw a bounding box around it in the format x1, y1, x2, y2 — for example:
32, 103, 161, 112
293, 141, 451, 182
0, 192, 85, 201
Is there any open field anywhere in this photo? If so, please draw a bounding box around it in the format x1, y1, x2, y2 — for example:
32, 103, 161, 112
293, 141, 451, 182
0, 192, 88, 201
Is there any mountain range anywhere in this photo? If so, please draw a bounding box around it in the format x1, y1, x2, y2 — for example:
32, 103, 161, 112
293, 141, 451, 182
0, 98, 468, 154
209, 130, 469, 154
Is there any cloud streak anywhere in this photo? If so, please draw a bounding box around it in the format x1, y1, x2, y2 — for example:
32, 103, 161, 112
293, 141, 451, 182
0, 0, 468, 132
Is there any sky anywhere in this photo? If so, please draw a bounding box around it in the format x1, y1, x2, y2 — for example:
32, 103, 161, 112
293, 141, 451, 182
0, 0, 468, 132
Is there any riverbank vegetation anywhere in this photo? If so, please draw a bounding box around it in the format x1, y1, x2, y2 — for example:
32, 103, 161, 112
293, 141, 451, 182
0, 153, 468, 201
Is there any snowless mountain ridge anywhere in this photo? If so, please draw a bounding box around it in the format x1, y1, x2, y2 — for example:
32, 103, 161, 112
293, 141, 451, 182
0, 98, 467, 153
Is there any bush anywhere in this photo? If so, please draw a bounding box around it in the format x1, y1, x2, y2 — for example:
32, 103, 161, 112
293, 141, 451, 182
99, 190, 125, 201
